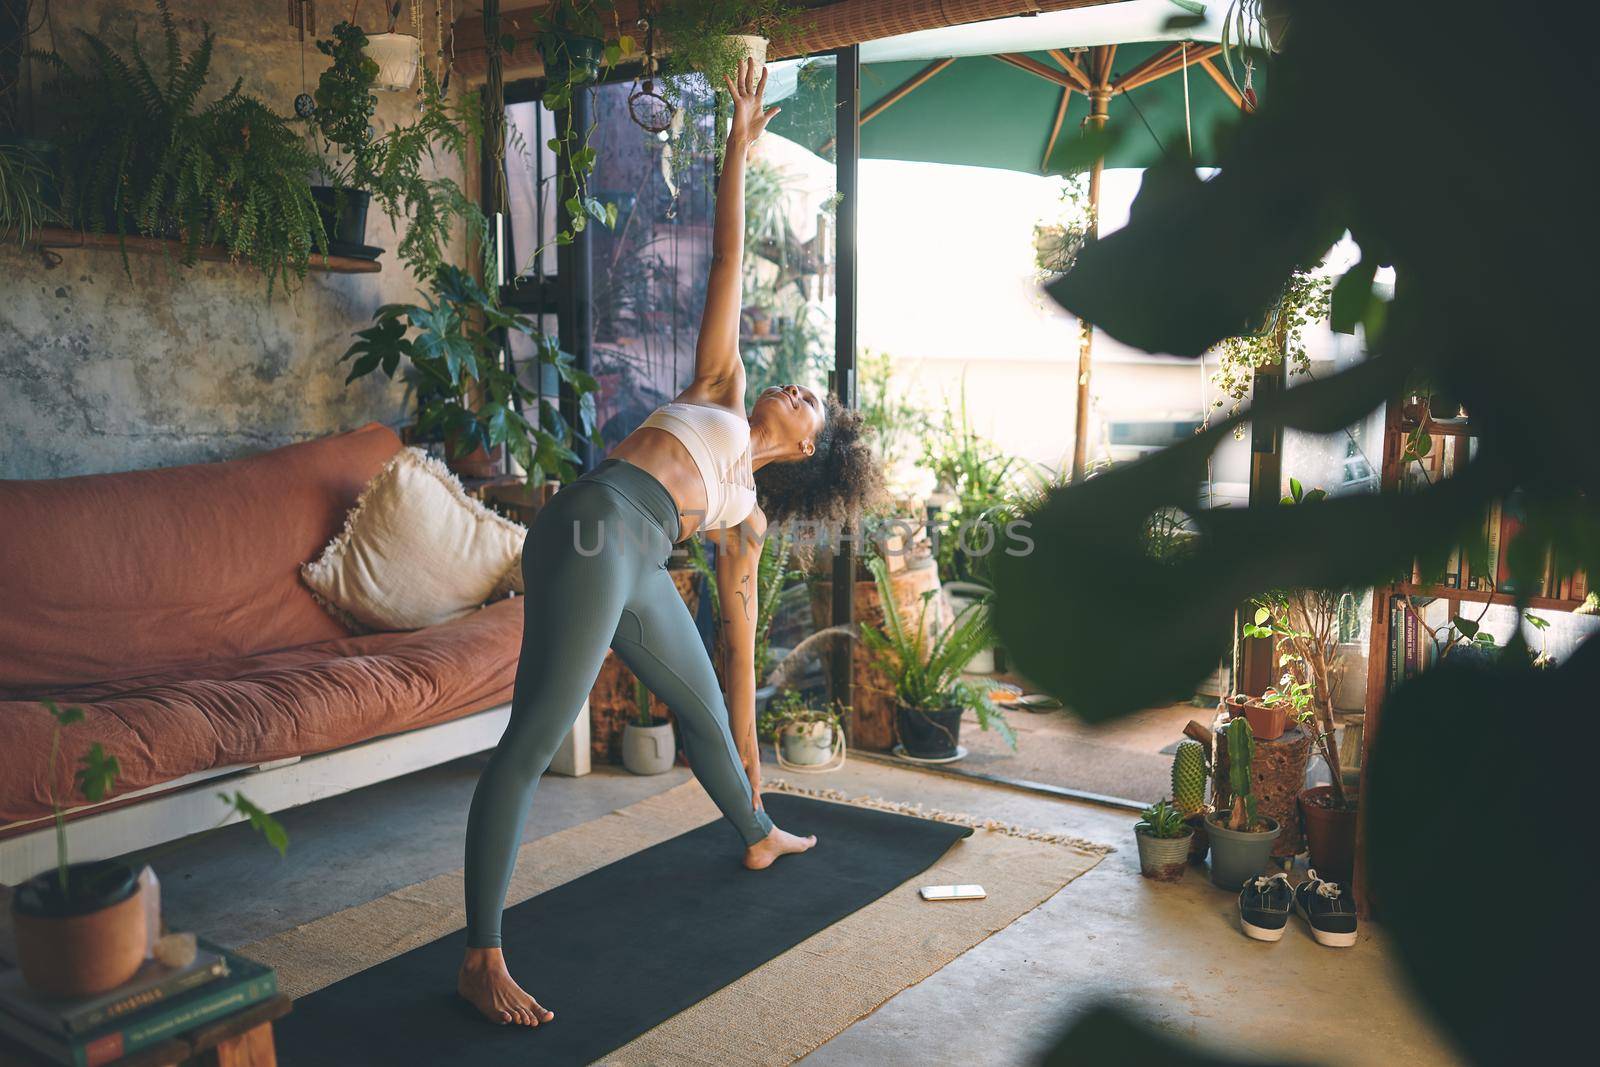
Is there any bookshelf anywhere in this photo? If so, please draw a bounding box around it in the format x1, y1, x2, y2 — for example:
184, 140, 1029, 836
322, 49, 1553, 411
1353, 396, 1589, 913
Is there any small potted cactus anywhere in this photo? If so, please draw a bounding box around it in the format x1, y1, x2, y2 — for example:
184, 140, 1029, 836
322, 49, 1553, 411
1133, 801, 1193, 881
1170, 737, 1212, 864
1205, 718, 1280, 888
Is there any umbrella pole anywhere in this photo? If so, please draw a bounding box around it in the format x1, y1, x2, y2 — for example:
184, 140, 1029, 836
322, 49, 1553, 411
1071, 84, 1110, 482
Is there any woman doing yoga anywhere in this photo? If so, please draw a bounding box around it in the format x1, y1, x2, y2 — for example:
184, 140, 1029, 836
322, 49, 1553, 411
457, 59, 883, 1027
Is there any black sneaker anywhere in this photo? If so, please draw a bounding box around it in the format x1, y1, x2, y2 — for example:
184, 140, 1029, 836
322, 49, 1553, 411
1295, 869, 1358, 947
1238, 872, 1293, 942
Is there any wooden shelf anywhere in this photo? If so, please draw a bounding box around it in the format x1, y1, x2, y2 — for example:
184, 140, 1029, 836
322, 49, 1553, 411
32, 226, 382, 274
1389, 581, 1588, 613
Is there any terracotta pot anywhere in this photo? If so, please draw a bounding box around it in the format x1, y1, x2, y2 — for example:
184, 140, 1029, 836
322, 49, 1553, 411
444, 438, 505, 480
10, 861, 147, 998
1230, 696, 1288, 740
1299, 786, 1359, 885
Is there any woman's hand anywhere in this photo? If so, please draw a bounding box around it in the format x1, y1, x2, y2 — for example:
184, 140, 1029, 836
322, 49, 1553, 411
723, 56, 779, 150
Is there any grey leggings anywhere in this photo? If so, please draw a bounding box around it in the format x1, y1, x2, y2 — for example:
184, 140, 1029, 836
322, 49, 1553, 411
463, 458, 774, 948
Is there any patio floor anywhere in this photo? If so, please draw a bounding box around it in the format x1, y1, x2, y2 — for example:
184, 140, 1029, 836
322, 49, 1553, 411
946, 697, 1203, 805
133, 750, 1456, 1066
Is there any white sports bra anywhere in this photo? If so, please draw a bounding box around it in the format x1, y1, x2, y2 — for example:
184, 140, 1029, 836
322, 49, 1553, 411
638, 402, 758, 530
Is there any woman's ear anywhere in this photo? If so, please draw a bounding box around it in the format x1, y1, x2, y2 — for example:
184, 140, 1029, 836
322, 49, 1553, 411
801, 439, 815, 458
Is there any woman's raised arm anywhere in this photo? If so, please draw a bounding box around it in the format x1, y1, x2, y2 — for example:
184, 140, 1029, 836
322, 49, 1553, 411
682, 58, 780, 410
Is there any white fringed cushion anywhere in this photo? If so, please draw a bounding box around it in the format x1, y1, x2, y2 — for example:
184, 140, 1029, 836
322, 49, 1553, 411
301, 448, 526, 633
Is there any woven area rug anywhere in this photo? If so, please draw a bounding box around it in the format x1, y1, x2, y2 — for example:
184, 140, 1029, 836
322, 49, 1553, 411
241, 779, 1109, 1065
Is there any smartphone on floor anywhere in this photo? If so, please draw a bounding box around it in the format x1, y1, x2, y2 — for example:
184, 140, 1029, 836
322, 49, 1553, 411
920, 884, 987, 901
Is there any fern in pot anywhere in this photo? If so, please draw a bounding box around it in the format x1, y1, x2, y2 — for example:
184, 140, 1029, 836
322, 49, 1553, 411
859, 557, 1014, 761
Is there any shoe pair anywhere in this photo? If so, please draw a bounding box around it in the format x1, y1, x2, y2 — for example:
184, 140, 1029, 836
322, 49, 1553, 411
1238, 870, 1358, 947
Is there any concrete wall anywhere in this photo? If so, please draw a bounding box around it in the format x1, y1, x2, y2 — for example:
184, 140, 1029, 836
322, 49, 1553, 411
0, 1, 469, 480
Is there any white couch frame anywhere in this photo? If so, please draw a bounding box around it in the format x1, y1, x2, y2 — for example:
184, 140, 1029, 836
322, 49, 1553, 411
0, 701, 588, 887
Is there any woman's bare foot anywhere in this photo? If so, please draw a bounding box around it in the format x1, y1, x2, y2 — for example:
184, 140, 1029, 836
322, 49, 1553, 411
457, 947, 555, 1027
743, 825, 818, 870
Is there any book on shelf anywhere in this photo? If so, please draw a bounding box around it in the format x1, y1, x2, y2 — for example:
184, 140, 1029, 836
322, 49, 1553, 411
0, 938, 274, 1067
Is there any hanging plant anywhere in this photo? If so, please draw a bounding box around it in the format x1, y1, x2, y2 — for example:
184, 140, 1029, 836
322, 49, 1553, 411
651, 0, 802, 96
1206, 269, 1332, 430
529, 1, 633, 256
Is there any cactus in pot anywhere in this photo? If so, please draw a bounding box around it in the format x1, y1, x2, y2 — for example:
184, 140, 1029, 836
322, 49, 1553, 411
1171, 739, 1209, 815
1205, 718, 1280, 888
1171, 736, 1211, 864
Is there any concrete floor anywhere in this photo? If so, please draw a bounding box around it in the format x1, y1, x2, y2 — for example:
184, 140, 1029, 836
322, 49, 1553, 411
132, 754, 1458, 1066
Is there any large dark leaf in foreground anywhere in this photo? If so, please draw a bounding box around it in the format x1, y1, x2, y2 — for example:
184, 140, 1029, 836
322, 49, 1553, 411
1365, 639, 1591, 1065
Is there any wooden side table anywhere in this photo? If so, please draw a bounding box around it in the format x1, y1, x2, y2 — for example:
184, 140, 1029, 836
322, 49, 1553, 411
0, 995, 290, 1067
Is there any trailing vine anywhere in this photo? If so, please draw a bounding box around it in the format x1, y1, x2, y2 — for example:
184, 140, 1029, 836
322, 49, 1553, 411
1207, 269, 1332, 427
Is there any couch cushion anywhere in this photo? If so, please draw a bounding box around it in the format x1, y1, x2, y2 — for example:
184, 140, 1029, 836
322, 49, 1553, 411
0, 597, 522, 827
0, 423, 404, 693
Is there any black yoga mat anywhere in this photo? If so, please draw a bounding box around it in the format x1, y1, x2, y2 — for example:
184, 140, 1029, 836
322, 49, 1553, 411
272, 793, 972, 1066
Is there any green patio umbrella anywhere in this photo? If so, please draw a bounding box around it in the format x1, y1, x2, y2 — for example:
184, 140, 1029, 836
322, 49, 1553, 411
773, 41, 1256, 174
770, 38, 1259, 479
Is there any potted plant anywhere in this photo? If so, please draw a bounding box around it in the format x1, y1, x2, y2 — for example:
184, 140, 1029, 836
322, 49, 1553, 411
0, 140, 55, 245
1134, 800, 1194, 882
11, 701, 285, 997
535, 0, 609, 84
363, 3, 423, 92
38, 1, 327, 292
1205, 717, 1280, 888
859, 556, 1015, 761
1170, 736, 1212, 864
1224, 688, 1291, 740
759, 690, 844, 769
622, 677, 675, 775
309, 21, 382, 250
341, 263, 598, 483
1244, 492, 1362, 882
653, 0, 802, 89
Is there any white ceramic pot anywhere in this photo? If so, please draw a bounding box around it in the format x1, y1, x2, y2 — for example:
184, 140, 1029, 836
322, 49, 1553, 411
779, 721, 835, 767
726, 34, 768, 70
622, 720, 676, 775
365, 33, 421, 92
943, 581, 995, 673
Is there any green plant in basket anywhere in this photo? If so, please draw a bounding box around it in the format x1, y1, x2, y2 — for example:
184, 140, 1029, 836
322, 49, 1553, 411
757, 689, 842, 741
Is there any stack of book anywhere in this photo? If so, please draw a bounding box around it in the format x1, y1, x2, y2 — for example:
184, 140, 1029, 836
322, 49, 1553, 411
1386, 594, 1445, 693
0, 937, 276, 1066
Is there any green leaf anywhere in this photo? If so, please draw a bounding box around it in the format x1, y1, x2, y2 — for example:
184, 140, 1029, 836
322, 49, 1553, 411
75, 743, 119, 803
1254, 606, 1271, 625
1452, 615, 1479, 638
42, 698, 84, 726
1330, 259, 1377, 334
220, 792, 289, 856
1290, 477, 1303, 502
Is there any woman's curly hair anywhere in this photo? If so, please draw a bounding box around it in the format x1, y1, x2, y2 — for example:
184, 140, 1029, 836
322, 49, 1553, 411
755, 395, 885, 527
